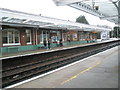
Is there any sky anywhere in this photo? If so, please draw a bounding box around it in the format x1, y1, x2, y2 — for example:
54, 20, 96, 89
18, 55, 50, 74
0, 0, 115, 28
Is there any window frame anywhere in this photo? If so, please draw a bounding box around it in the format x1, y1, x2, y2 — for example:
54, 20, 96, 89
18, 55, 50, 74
26, 29, 32, 44
40, 30, 49, 44
2, 29, 20, 46
40, 30, 43, 43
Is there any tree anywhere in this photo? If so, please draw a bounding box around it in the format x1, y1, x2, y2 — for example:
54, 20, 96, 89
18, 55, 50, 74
76, 15, 89, 24
113, 26, 120, 38
110, 26, 120, 38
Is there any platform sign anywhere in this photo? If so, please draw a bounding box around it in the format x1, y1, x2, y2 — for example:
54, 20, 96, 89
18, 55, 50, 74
101, 31, 109, 40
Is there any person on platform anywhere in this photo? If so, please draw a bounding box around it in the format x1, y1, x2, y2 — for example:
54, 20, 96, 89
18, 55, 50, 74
59, 39, 63, 47
86, 38, 89, 43
43, 38, 47, 49
48, 38, 51, 49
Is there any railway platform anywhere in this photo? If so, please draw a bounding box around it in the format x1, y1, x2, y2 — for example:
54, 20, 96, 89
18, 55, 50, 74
7, 44, 119, 88
1, 42, 95, 59
1, 38, 118, 59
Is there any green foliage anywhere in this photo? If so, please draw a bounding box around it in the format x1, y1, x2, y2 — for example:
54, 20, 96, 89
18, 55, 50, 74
110, 26, 120, 38
76, 15, 89, 24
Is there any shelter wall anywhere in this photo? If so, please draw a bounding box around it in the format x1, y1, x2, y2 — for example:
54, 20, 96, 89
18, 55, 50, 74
1, 25, 97, 53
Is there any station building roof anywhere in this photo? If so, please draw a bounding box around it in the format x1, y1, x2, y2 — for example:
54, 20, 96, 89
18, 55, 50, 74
53, 0, 119, 25
0, 8, 111, 32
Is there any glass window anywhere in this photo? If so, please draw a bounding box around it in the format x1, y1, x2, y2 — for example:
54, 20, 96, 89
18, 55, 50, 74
47, 33, 49, 42
15, 31, 19, 43
72, 33, 77, 41
2, 31, 8, 44
63, 33, 67, 41
2, 29, 20, 45
40, 31, 49, 43
40, 31, 43, 43
43, 31, 46, 40
80, 32, 85, 40
26, 30, 31, 44
8, 31, 14, 43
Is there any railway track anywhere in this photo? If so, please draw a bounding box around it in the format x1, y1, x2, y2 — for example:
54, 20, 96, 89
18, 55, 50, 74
1, 40, 120, 88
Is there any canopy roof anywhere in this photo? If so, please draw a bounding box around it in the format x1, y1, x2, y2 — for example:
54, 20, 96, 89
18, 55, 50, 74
0, 8, 111, 32
53, 0, 119, 25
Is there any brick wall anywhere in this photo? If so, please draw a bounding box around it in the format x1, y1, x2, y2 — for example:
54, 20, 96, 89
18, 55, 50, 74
20, 29, 27, 46
37, 30, 40, 44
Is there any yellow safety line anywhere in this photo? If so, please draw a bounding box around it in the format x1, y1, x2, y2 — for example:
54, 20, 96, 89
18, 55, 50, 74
61, 47, 118, 85
61, 61, 101, 85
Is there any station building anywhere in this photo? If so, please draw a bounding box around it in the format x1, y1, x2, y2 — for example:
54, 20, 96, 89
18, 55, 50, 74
0, 8, 111, 54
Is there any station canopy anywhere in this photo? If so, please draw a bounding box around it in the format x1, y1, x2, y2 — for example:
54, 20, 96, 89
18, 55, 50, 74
53, 0, 119, 25
0, 8, 111, 32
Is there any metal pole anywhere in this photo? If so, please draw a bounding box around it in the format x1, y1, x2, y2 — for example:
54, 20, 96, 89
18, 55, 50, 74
118, 1, 120, 38
118, 1, 120, 25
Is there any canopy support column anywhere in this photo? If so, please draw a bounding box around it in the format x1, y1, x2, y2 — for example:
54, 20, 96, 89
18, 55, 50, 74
118, 1, 120, 25
0, 27, 2, 47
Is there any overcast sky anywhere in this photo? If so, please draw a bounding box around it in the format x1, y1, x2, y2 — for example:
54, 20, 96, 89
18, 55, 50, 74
1, 0, 115, 28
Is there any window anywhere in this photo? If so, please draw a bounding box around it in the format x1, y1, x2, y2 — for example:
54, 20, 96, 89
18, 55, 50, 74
40, 30, 49, 43
2, 31, 8, 44
72, 33, 77, 41
15, 31, 19, 43
8, 31, 14, 43
40, 31, 43, 43
26, 30, 31, 44
43, 31, 46, 41
79, 32, 85, 40
2, 29, 20, 46
63, 33, 67, 41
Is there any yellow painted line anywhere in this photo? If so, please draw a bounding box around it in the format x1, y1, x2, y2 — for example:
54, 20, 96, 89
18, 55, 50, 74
61, 61, 101, 85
